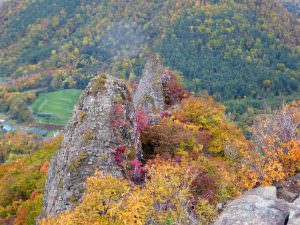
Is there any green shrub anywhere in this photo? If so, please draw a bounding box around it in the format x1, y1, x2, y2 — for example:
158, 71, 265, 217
79, 111, 87, 123
83, 130, 93, 145
67, 152, 89, 172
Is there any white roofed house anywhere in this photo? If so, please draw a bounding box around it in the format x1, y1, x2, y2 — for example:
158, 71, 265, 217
0, 124, 14, 133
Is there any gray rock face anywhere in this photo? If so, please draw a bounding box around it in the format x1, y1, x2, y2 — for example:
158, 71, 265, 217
214, 185, 300, 225
276, 173, 300, 203
43, 74, 138, 217
133, 55, 165, 122
288, 194, 300, 225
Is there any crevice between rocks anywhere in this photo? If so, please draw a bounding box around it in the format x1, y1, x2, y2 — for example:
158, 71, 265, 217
284, 213, 289, 225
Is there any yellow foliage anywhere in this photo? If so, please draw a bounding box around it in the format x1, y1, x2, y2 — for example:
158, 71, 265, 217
40, 172, 131, 225
240, 103, 300, 186
172, 96, 245, 154
41, 157, 241, 225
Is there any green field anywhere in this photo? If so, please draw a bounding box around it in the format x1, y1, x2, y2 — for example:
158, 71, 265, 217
30, 89, 82, 125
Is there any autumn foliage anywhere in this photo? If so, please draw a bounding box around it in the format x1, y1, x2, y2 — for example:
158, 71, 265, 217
0, 136, 61, 225
141, 95, 246, 159
240, 102, 300, 186
0, 131, 40, 163
161, 70, 190, 106
42, 96, 252, 225
26, 96, 300, 224
0, 0, 298, 224
136, 108, 149, 132
41, 156, 241, 225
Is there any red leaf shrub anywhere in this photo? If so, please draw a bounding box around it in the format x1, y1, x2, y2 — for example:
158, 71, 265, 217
113, 146, 126, 165
131, 158, 146, 182
161, 71, 189, 106
136, 108, 149, 132
190, 172, 219, 204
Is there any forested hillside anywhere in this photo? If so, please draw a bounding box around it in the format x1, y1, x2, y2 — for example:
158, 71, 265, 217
0, 0, 299, 103
159, 1, 299, 100
281, 0, 300, 17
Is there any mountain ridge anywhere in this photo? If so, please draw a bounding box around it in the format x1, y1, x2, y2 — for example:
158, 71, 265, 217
0, 0, 299, 103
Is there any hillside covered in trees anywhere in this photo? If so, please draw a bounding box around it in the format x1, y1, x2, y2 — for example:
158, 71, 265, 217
0, 58, 298, 225
0, 0, 299, 123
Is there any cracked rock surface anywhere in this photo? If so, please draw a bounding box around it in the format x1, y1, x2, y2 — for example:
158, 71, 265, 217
214, 174, 300, 225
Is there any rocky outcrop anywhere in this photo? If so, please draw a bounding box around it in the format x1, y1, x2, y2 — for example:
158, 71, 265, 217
214, 186, 290, 225
214, 174, 300, 225
278, 174, 300, 225
276, 174, 300, 203
42, 74, 138, 217
289, 197, 300, 225
133, 55, 165, 122
42, 55, 171, 217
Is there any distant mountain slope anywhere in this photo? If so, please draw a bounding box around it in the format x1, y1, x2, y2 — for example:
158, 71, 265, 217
158, 1, 300, 99
280, 0, 300, 17
0, 0, 299, 102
